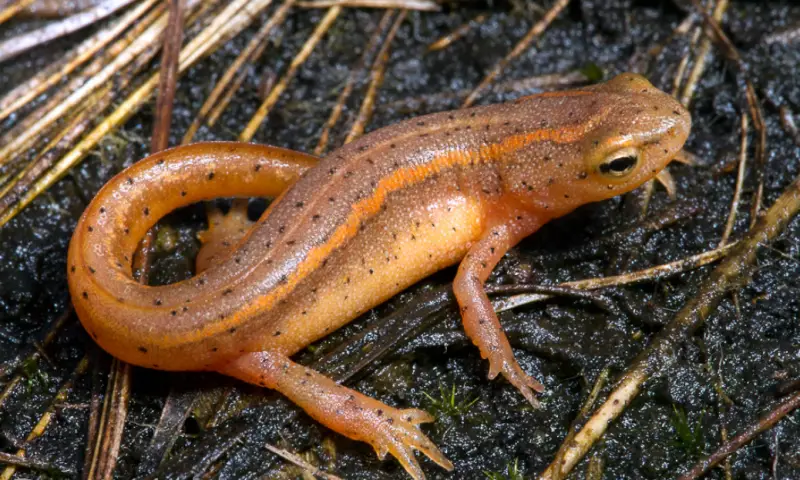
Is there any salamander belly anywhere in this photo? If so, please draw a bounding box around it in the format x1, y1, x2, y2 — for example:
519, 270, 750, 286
254, 176, 486, 356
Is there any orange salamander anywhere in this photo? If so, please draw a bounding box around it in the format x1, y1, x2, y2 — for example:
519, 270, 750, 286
67, 73, 690, 479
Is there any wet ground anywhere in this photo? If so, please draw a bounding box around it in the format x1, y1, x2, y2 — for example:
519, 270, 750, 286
1, 1, 800, 479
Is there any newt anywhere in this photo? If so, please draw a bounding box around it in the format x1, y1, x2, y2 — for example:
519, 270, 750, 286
67, 73, 691, 479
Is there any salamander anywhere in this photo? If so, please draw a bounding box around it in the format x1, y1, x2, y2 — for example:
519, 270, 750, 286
67, 73, 691, 479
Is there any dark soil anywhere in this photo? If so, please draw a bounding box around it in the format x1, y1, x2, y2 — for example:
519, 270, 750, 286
1, 1, 799, 479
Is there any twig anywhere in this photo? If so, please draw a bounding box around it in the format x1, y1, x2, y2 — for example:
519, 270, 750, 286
550, 368, 610, 480
720, 113, 748, 246
462, 0, 569, 107
296, 0, 437, 11
495, 242, 736, 313
0, 0, 136, 63
264, 443, 344, 480
343, 9, 405, 143
0, 448, 74, 476
427, 13, 487, 52
151, 0, 185, 152
689, 0, 767, 226
538, 159, 800, 479
678, 391, 800, 480
239, 6, 341, 142
679, 0, 729, 107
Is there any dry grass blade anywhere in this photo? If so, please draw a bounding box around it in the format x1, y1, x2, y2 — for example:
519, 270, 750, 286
537, 160, 800, 479
427, 13, 487, 52
0, 355, 90, 480
0, 7, 171, 167
494, 242, 737, 312
720, 113, 748, 246
182, 0, 296, 144
462, 0, 569, 108
315, 9, 393, 155
0, 0, 36, 26
0, 452, 72, 476
239, 6, 341, 142
0, 0, 137, 63
264, 443, 344, 480
0, 0, 159, 122
84, 5, 186, 478
678, 0, 729, 107
0, 0, 277, 228
297, 0, 438, 11
678, 391, 800, 480
151, 0, 185, 152
83, 359, 130, 480
689, 0, 767, 226
343, 9, 405, 143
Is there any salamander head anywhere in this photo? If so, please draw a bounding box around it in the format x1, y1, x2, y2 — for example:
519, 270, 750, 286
574, 73, 691, 202
505, 73, 691, 215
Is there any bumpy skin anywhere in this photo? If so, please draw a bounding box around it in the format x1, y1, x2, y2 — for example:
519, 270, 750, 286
67, 74, 691, 479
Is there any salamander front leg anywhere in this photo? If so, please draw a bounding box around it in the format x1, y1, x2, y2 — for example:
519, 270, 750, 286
217, 351, 453, 479
453, 222, 545, 407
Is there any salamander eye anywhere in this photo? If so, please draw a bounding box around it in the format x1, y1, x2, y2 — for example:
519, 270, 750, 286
598, 148, 639, 178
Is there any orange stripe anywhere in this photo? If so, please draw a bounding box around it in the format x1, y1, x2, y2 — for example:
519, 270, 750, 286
177, 109, 607, 345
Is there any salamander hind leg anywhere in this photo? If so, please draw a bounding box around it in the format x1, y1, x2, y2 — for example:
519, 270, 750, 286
195, 199, 254, 272
217, 351, 453, 479
453, 222, 545, 407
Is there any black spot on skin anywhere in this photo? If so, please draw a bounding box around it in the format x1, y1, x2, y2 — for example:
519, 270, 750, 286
229, 327, 237, 334
328, 197, 335, 203
88, 267, 96, 274
366, 158, 374, 165
126, 177, 133, 185
254, 164, 261, 171
87, 226, 93, 232
181, 191, 187, 196
295, 201, 304, 208
286, 240, 295, 246
417, 121, 425, 126
543, 155, 552, 162
182, 306, 188, 312
548, 178, 555, 185
154, 299, 162, 305
411, 234, 416, 241
390, 143, 396, 148
124, 228, 130, 235
157, 159, 165, 165
82, 291, 88, 299
144, 207, 150, 216
171, 310, 177, 316
344, 171, 353, 178
564, 194, 570, 199
222, 288, 233, 296
278, 225, 285, 233
273, 331, 281, 337
211, 347, 218, 352
70, 265, 76, 273
578, 171, 588, 179
99, 207, 105, 213
369, 269, 374, 274
234, 258, 241, 264
312, 214, 320, 221
138, 346, 148, 353
279, 275, 288, 284
208, 172, 215, 180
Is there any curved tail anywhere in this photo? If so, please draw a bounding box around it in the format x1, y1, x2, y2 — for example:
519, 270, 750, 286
67, 142, 317, 369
